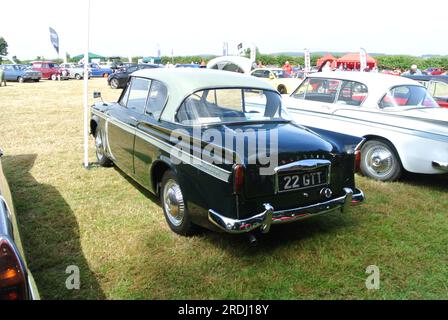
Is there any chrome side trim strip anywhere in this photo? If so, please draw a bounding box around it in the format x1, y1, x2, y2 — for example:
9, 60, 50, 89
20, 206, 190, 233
288, 108, 448, 143
91, 108, 232, 182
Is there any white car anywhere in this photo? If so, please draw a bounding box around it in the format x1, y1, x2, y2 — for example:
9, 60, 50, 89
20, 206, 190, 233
283, 72, 448, 181
59, 63, 90, 80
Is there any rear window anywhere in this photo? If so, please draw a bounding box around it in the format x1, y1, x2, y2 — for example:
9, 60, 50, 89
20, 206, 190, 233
380, 85, 439, 109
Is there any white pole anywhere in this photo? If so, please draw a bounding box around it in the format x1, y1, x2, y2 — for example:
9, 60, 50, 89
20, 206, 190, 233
83, 0, 91, 169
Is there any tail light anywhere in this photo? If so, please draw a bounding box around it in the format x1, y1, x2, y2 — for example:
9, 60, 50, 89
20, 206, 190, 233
233, 164, 245, 195
354, 150, 361, 172
0, 239, 27, 300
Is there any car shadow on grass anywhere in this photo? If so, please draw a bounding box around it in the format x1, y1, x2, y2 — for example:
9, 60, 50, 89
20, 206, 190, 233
400, 172, 448, 191
112, 165, 358, 255
2, 154, 105, 299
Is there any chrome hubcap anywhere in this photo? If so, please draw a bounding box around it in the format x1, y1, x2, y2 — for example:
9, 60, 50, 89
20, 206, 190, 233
365, 145, 394, 178
163, 179, 185, 227
95, 133, 105, 160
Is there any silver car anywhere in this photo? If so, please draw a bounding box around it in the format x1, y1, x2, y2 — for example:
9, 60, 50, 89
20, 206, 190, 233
59, 63, 90, 80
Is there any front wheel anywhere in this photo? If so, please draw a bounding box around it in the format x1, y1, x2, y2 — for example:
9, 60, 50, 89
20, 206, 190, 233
18, 77, 24, 83
360, 140, 402, 181
94, 128, 113, 167
110, 78, 120, 89
75, 74, 82, 80
161, 170, 196, 236
51, 74, 57, 81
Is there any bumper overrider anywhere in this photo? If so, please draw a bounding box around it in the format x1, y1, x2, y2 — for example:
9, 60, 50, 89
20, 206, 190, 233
208, 188, 365, 234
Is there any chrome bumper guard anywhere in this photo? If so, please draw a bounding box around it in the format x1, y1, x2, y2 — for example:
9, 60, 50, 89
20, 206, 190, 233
432, 161, 448, 171
208, 188, 365, 234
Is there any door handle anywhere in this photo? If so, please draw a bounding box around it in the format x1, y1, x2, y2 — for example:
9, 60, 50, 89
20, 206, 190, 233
129, 116, 138, 121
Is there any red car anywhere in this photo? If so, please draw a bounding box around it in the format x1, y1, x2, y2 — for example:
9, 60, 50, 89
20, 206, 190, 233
425, 68, 445, 76
31, 61, 69, 80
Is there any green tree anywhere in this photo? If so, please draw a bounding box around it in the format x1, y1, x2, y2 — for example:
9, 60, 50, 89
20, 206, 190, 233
0, 37, 9, 64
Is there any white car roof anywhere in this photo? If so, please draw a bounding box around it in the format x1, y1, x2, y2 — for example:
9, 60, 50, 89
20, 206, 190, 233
305, 72, 424, 107
131, 68, 277, 122
206, 56, 255, 74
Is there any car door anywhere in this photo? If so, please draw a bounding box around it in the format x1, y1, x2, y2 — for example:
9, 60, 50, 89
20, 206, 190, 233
133, 79, 169, 189
4, 66, 15, 81
107, 77, 151, 175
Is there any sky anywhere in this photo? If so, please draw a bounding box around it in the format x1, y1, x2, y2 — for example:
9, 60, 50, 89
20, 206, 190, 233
1, 0, 447, 60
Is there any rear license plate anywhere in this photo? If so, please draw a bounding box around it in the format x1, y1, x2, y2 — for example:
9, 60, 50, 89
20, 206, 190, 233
278, 169, 328, 192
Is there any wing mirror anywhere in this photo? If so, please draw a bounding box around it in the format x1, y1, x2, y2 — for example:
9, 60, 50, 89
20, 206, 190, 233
269, 74, 275, 80
93, 91, 101, 99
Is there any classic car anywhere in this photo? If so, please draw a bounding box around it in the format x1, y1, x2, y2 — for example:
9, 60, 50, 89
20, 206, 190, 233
0, 148, 39, 300
59, 63, 90, 80
0, 65, 41, 83
107, 64, 160, 89
31, 61, 68, 81
401, 75, 448, 108
251, 68, 303, 94
283, 72, 448, 181
86, 63, 113, 78
90, 69, 364, 238
424, 67, 445, 76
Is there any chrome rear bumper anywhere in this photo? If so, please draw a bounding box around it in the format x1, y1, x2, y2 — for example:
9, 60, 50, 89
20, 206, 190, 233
208, 188, 364, 234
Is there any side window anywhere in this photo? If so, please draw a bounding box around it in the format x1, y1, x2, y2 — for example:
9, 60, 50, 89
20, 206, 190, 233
42, 64, 49, 69
336, 81, 368, 106
429, 81, 448, 98
126, 77, 151, 113
291, 79, 309, 99
120, 78, 151, 113
146, 80, 168, 119
33, 63, 42, 68
252, 70, 264, 78
304, 78, 341, 104
119, 82, 131, 107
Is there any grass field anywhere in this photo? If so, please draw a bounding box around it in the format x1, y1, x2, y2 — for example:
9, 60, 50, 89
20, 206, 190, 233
0, 78, 447, 299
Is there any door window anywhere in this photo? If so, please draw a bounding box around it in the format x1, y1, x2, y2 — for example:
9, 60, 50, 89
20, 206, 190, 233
336, 81, 368, 106
146, 80, 168, 119
125, 77, 151, 113
429, 81, 448, 98
303, 78, 341, 103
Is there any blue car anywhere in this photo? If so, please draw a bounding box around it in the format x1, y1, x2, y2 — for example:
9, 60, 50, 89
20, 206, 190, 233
0, 64, 41, 83
86, 63, 113, 78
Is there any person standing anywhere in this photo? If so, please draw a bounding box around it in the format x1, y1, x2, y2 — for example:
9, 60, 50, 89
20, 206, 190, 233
0, 68, 6, 87
402, 64, 422, 75
282, 61, 292, 75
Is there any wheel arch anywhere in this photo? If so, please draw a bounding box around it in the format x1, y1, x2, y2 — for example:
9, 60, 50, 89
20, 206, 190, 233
361, 134, 404, 169
150, 160, 177, 197
90, 116, 100, 136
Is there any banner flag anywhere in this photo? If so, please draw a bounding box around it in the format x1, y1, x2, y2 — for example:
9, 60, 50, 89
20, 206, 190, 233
304, 49, 311, 73
223, 42, 228, 56
49, 27, 59, 55
360, 47, 367, 72
250, 45, 256, 62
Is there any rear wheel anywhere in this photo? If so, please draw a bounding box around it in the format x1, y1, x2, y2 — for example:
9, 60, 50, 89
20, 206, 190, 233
18, 77, 24, 83
94, 128, 113, 167
103, 73, 109, 78
160, 170, 196, 236
360, 140, 402, 181
51, 74, 57, 81
75, 73, 82, 80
